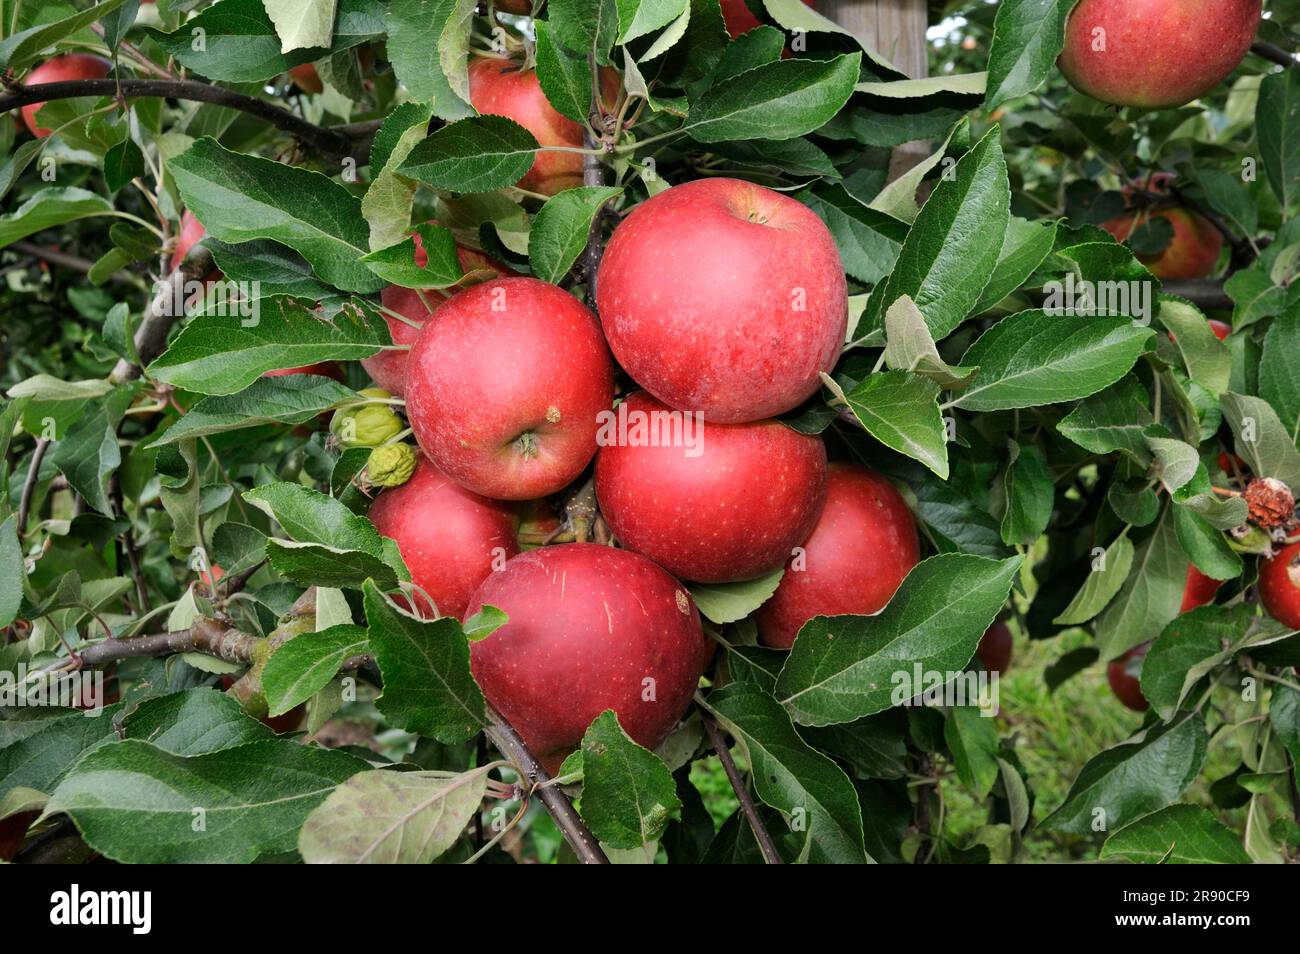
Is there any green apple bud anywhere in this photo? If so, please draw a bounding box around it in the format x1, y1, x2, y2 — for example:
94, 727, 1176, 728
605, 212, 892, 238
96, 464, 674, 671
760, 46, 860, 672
331, 387, 403, 448
367, 443, 417, 487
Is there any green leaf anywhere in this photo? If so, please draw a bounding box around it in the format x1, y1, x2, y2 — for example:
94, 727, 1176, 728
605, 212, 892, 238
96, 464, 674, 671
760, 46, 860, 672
398, 116, 541, 193
944, 704, 999, 798
1141, 605, 1256, 719
363, 581, 485, 744
528, 186, 622, 284
0, 139, 44, 202
1160, 297, 1230, 397
151, 375, 358, 446
151, 0, 383, 83
983, 0, 1076, 110
954, 312, 1154, 412
1146, 436, 1200, 495
0, 515, 22, 628
799, 186, 907, 287
264, 0, 338, 52
1100, 804, 1252, 864
384, 0, 476, 120
204, 240, 337, 302
263, 540, 400, 589
1053, 532, 1135, 627
361, 223, 465, 288
1042, 715, 1208, 837
121, 689, 275, 755
244, 482, 386, 554
46, 738, 367, 863
774, 554, 1021, 726
709, 683, 868, 863
147, 298, 388, 396
550, 0, 619, 66
0, 0, 131, 70
298, 766, 488, 863
103, 137, 145, 194
972, 216, 1059, 313
998, 441, 1052, 545
170, 138, 383, 294
263, 624, 369, 717
1173, 505, 1241, 583
858, 127, 1010, 341
688, 568, 783, 625
0, 187, 113, 249
842, 371, 949, 479
578, 710, 681, 849
1221, 393, 1300, 490
534, 20, 591, 123
618, 0, 688, 44
0, 708, 122, 805
881, 295, 976, 388
1095, 509, 1186, 662
1056, 375, 1153, 465
686, 53, 861, 143
1257, 67, 1300, 214
49, 396, 125, 517
362, 103, 435, 251
1259, 304, 1300, 445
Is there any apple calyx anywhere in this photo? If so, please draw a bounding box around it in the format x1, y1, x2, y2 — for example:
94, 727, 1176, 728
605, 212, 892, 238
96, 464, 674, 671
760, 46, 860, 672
514, 430, 540, 459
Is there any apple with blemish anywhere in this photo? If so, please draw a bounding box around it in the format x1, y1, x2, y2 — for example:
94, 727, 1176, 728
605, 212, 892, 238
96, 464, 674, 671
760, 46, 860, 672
597, 177, 847, 423
1260, 541, 1300, 630
596, 392, 827, 584
465, 543, 712, 774
405, 277, 614, 500
1059, 0, 1262, 108
368, 452, 519, 619
753, 463, 919, 649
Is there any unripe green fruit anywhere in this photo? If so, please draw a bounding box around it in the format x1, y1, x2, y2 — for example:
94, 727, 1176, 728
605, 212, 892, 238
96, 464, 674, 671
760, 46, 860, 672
331, 388, 403, 448
367, 443, 417, 487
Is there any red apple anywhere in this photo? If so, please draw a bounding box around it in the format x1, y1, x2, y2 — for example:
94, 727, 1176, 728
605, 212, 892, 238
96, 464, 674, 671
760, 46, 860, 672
263, 363, 344, 380
596, 177, 847, 423
0, 811, 39, 861
1108, 644, 1150, 712
976, 621, 1014, 675
405, 277, 614, 500
595, 392, 827, 584
465, 543, 712, 773
363, 228, 516, 396
720, 0, 815, 38
467, 57, 619, 196
1218, 451, 1247, 476
1180, 565, 1223, 613
495, 0, 534, 12
1102, 207, 1223, 280
1260, 541, 1300, 630
289, 63, 324, 94
1208, 319, 1231, 341
368, 452, 519, 618
20, 54, 112, 137
754, 463, 919, 649
1059, 0, 1261, 108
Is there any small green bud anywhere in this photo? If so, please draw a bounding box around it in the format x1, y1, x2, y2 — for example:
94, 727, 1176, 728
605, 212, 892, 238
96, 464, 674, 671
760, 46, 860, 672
368, 442, 417, 487
331, 388, 403, 448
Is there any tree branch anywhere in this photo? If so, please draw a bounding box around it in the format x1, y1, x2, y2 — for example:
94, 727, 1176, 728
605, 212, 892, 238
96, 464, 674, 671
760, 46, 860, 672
581, 52, 607, 304
61, 617, 261, 670
700, 709, 784, 864
8, 240, 139, 287
1252, 41, 1298, 70
484, 703, 610, 864
109, 244, 215, 383
0, 79, 368, 159
17, 437, 50, 544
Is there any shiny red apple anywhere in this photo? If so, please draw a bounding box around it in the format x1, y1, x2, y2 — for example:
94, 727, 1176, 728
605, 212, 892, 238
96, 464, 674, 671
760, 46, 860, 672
755, 463, 919, 648
976, 621, 1014, 675
1260, 541, 1300, 630
595, 392, 827, 584
368, 452, 519, 618
405, 277, 614, 500
465, 543, 712, 773
1180, 565, 1224, 613
596, 177, 847, 423
20, 54, 112, 137
1103, 207, 1224, 280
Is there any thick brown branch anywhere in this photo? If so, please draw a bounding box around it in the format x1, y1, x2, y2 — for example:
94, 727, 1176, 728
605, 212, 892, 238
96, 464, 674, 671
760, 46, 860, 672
0, 79, 364, 159
484, 703, 610, 864
700, 709, 784, 864
69, 617, 261, 669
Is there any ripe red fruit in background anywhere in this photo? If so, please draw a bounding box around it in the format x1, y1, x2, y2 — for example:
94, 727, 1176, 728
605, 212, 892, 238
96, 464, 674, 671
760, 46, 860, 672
1180, 565, 1223, 613
362, 229, 515, 396
367, 452, 519, 618
467, 58, 619, 196
171, 209, 212, 274
595, 392, 827, 583
720, 0, 815, 38
289, 63, 324, 94
1107, 644, 1150, 712
754, 463, 919, 648
465, 543, 712, 774
597, 177, 847, 423
264, 362, 344, 380
1208, 319, 1232, 341
1260, 541, 1300, 630
0, 811, 39, 861
405, 277, 613, 500
976, 621, 1014, 675
1102, 207, 1224, 280
495, 0, 534, 12
20, 55, 112, 137
1058, 0, 1262, 109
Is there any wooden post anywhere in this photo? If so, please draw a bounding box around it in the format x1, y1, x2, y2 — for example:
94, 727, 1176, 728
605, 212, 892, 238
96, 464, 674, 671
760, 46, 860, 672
819, 0, 930, 180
